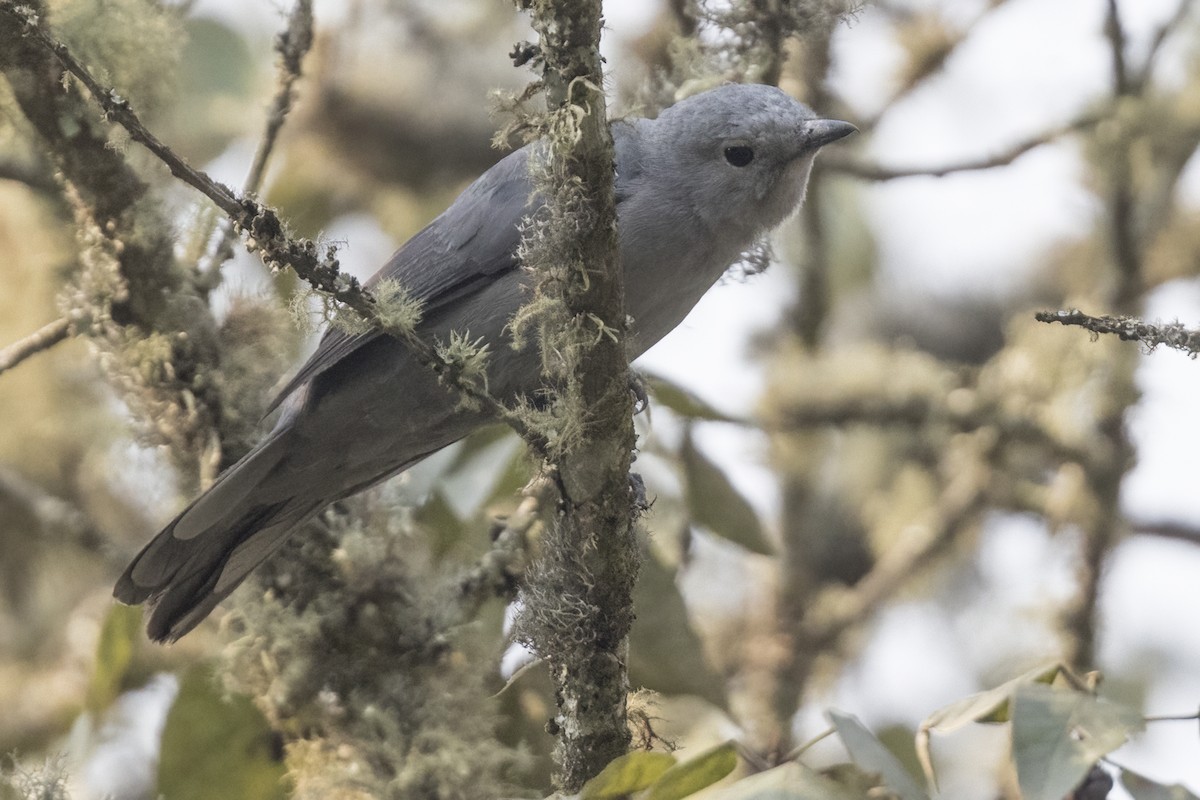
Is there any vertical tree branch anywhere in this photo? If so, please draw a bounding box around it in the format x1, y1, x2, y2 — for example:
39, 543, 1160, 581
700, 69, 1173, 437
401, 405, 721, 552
1061, 0, 1140, 671
510, 0, 638, 790
767, 15, 851, 756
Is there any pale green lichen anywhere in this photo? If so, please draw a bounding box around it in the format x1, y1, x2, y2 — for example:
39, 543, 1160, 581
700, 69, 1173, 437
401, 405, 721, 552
223, 496, 523, 800
371, 278, 424, 333
435, 330, 491, 408
0, 755, 71, 800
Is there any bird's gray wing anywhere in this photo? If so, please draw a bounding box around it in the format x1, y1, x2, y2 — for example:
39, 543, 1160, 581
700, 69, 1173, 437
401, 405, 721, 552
264, 145, 535, 414
264, 120, 650, 415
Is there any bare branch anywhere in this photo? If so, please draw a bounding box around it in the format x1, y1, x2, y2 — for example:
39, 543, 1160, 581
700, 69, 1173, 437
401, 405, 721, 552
826, 111, 1104, 182
0, 317, 69, 376
1143, 710, 1200, 723
0, 465, 124, 568
1036, 308, 1200, 357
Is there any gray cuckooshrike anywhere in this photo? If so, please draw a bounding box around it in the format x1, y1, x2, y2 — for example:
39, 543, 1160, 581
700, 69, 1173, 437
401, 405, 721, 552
114, 83, 857, 642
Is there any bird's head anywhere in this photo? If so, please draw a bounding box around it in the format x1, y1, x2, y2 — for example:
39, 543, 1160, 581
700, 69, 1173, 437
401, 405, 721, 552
652, 83, 856, 236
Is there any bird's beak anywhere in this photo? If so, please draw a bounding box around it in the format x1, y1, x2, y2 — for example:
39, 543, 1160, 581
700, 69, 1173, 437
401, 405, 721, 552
805, 119, 858, 150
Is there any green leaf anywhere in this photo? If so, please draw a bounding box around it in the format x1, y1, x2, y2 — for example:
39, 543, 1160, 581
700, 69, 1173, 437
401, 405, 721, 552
580, 751, 678, 799
1120, 767, 1200, 800
439, 427, 523, 519
1011, 684, 1143, 800
86, 603, 142, 712
482, 436, 535, 511
916, 662, 1066, 788
629, 544, 728, 708
646, 375, 744, 423
645, 741, 738, 800
415, 489, 467, 559
443, 424, 514, 475
180, 18, 254, 97
681, 430, 774, 555
158, 666, 287, 800
828, 710, 928, 800
707, 761, 861, 800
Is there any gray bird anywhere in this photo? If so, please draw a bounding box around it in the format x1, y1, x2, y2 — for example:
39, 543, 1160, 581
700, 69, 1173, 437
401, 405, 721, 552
114, 83, 856, 642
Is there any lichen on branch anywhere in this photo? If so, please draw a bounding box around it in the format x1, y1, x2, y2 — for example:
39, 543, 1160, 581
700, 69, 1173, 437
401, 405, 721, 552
503, 0, 641, 792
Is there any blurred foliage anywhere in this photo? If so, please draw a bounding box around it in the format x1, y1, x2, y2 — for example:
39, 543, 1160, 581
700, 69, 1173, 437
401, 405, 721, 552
84, 603, 141, 713
1, 0, 1200, 798
158, 666, 287, 800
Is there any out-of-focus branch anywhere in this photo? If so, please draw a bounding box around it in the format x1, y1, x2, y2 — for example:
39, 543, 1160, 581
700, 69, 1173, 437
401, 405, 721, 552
767, 431, 993, 765
1, 2, 547, 455
799, 436, 992, 645
1105, 0, 1130, 96
0, 466, 124, 568
197, 0, 314, 291
1036, 309, 1200, 356
0, 0, 231, 482
0, 157, 57, 194
0, 317, 69, 376
826, 111, 1104, 182
1135, 0, 1195, 89
1130, 520, 1200, 546
1104, 0, 1140, 309
855, 0, 1014, 131
1061, 0, 1142, 673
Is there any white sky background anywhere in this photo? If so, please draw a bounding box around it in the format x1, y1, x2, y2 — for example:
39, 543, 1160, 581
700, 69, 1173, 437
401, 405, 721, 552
79, 0, 1200, 797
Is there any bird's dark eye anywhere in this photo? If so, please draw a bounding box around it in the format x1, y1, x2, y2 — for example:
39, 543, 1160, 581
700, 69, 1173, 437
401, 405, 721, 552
724, 145, 754, 167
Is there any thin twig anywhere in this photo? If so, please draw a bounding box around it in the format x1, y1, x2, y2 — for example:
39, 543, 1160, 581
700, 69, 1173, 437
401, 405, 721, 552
197, 0, 314, 290
1144, 710, 1200, 723
826, 111, 1104, 182
1035, 309, 1200, 357
0, 317, 70, 376
1, 3, 548, 456
784, 726, 835, 762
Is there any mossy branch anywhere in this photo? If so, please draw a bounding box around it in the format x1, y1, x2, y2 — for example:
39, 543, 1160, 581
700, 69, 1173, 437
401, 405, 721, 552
0, 1, 548, 456
0, 0, 226, 483
506, 0, 639, 791
1036, 308, 1200, 357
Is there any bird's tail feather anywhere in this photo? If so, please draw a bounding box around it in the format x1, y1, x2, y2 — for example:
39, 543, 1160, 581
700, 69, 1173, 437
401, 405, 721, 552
113, 432, 323, 643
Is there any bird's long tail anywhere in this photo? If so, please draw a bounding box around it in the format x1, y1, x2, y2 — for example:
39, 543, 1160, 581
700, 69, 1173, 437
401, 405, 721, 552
113, 431, 323, 643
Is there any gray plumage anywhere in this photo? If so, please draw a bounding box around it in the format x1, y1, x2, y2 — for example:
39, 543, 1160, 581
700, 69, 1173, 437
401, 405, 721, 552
113, 83, 856, 642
